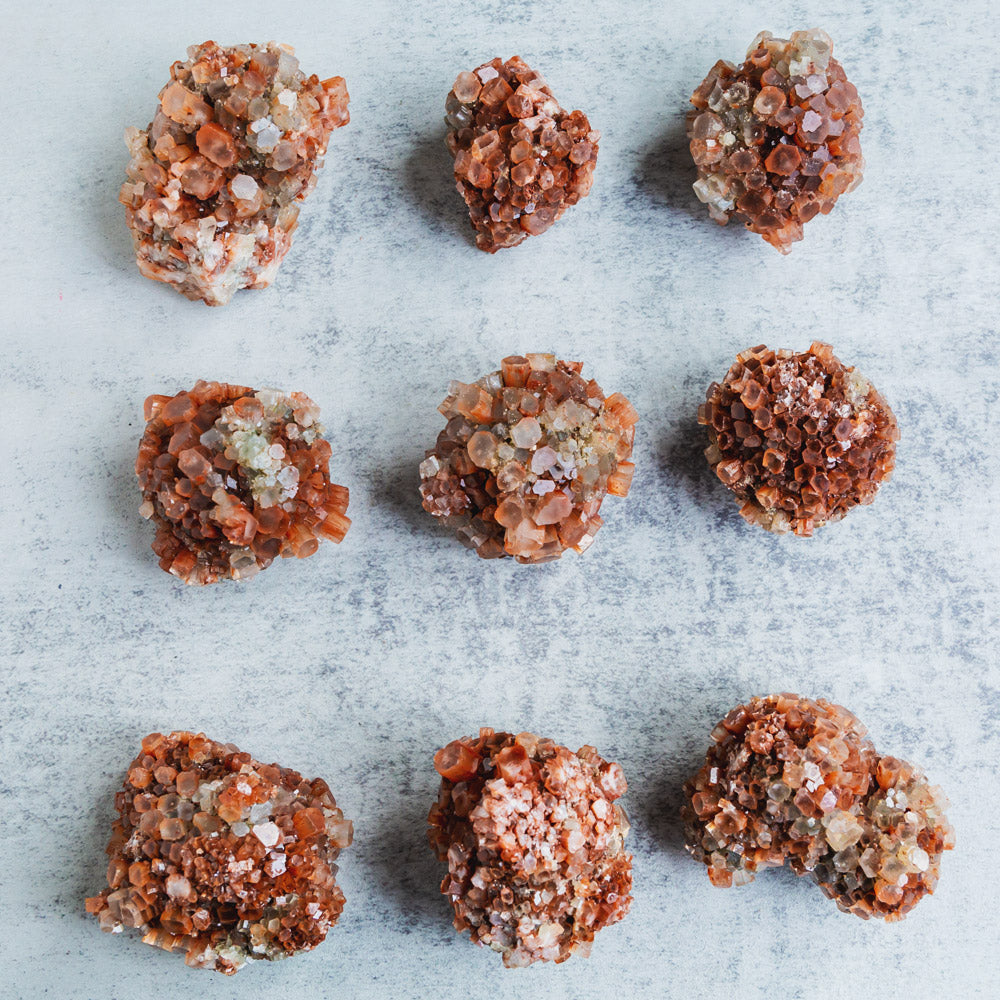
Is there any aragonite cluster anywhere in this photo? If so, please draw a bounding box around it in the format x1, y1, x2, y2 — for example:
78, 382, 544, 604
428, 729, 632, 967
699, 342, 898, 535
682, 695, 954, 920
446, 56, 600, 252
687, 29, 864, 252
121, 41, 349, 305
85, 731, 353, 974
419, 354, 637, 563
136, 380, 350, 585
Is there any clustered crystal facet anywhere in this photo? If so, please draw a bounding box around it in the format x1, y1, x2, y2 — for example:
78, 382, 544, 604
687, 29, 864, 252
428, 729, 632, 966
85, 731, 353, 974
682, 695, 954, 920
419, 354, 637, 562
699, 342, 898, 535
121, 41, 350, 304
446, 56, 600, 252
136, 380, 350, 585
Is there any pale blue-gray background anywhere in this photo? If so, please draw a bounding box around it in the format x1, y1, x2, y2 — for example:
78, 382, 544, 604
2, 1, 996, 997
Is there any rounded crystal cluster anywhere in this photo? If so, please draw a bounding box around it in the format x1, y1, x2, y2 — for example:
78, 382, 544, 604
428, 728, 632, 966
85, 731, 353, 974
446, 56, 600, 252
698, 342, 898, 535
136, 380, 350, 585
121, 41, 350, 305
419, 354, 637, 563
687, 29, 864, 252
682, 695, 954, 920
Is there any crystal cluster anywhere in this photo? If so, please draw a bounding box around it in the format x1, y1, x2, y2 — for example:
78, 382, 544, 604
428, 729, 632, 966
698, 342, 898, 535
121, 41, 350, 304
136, 380, 350, 584
682, 695, 954, 920
85, 731, 353, 974
446, 56, 600, 252
687, 29, 864, 252
419, 354, 637, 562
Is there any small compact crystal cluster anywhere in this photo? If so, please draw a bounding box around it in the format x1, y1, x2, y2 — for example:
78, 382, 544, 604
428, 729, 632, 966
446, 56, 600, 251
682, 694, 954, 920
86, 731, 353, 974
699, 342, 898, 535
687, 29, 864, 252
136, 380, 350, 584
419, 354, 637, 562
121, 41, 350, 304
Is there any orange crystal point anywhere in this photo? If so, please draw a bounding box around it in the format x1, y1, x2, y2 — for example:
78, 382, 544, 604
121, 41, 350, 304
428, 729, 632, 966
135, 381, 350, 584
445, 56, 599, 252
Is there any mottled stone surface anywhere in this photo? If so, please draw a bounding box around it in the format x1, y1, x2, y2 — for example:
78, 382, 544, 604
121, 41, 349, 304
688, 29, 863, 252
4, 2, 996, 999
446, 56, 599, 251
683, 695, 954, 919
85, 731, 352, 974
428, 729, 631, 966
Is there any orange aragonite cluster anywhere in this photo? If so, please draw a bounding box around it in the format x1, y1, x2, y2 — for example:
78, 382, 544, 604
136, 380, 350, 584
428, 729, 632, 967
682, 695, 954, 920
687, 29, 864, 252
121, 41, 349, 304
419, 354, 637, 562
699, 342, 898, 535
446, 57, 600, 252
85, 731, 353, 974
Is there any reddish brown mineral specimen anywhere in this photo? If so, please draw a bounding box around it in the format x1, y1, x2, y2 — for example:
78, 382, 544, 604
85, 731, 353, 974
136, 381, 350, 584
698, 342, 898, 535
121, 41, 350, 304
446, 57, 600, 252
428, 729, 632, 967
687, 29, 864, 252
683, 695, 954, 920
419, 354, 637, 563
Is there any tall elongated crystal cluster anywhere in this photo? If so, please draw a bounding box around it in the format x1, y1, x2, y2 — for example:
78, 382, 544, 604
121, 41, 349, 304
687, 29, 864, 251
682, 695, 954, 920
428, 729, 632, 966
86, 731, 353, 974
419, 354, 637, 562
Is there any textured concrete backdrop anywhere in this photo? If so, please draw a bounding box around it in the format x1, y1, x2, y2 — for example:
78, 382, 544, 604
2, 1, 996, 998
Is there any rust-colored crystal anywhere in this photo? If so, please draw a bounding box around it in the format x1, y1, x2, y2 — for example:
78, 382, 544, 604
687, 29, 864, 252
419, 354, 637, 563
698, 342, 898, 535
445, 57, 600, 252
428, 729, 632, 967
85, 731, 353, 974
136, 380, 350, 584
121, 41, 349, 304
682, 695, 954, 920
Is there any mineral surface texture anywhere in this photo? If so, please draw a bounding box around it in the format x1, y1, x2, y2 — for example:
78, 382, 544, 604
419, 354, 637, 562
428, 729, 632, 966
687, 29, 863, 252
446, 56, 600, 252
682, 695, 954, 920
121, 41, 350, 304
136, 380, 350, 584
698, 342, 898, 535
85, 731, 353, 974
